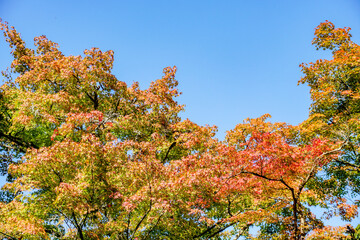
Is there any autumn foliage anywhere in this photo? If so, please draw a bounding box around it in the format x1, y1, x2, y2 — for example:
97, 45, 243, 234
0, 19, 359, 239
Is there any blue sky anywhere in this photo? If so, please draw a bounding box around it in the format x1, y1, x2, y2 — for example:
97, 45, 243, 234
1, 0, 360, 231
1, 0, 359, 140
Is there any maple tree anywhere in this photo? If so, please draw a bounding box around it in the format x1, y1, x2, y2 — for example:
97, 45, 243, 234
222, 115, 339, 240
0, 19, 188, 239
300, 20, 360, 238
0, 19, 358, 240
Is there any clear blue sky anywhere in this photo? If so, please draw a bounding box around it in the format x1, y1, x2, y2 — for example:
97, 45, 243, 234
0, 0, 360, 230
1, 0, 359, 140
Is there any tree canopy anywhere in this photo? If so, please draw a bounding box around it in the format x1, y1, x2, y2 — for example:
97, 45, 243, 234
0, 19, 359, 239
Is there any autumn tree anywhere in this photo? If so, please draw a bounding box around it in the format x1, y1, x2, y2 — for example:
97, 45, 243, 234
223, 115, 339, 240
0, 19, 258, 240
0, 19, 189, 239
299, 20, 360, 237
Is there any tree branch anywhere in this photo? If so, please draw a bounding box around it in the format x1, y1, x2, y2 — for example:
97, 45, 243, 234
143, 211, 165, 239
162, 142, 176, 162
71, 211, 85, 240
0, 131, 38, 149
205, 221, 239, 240
0, 231, 17, 240
130, 199, 152, 239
